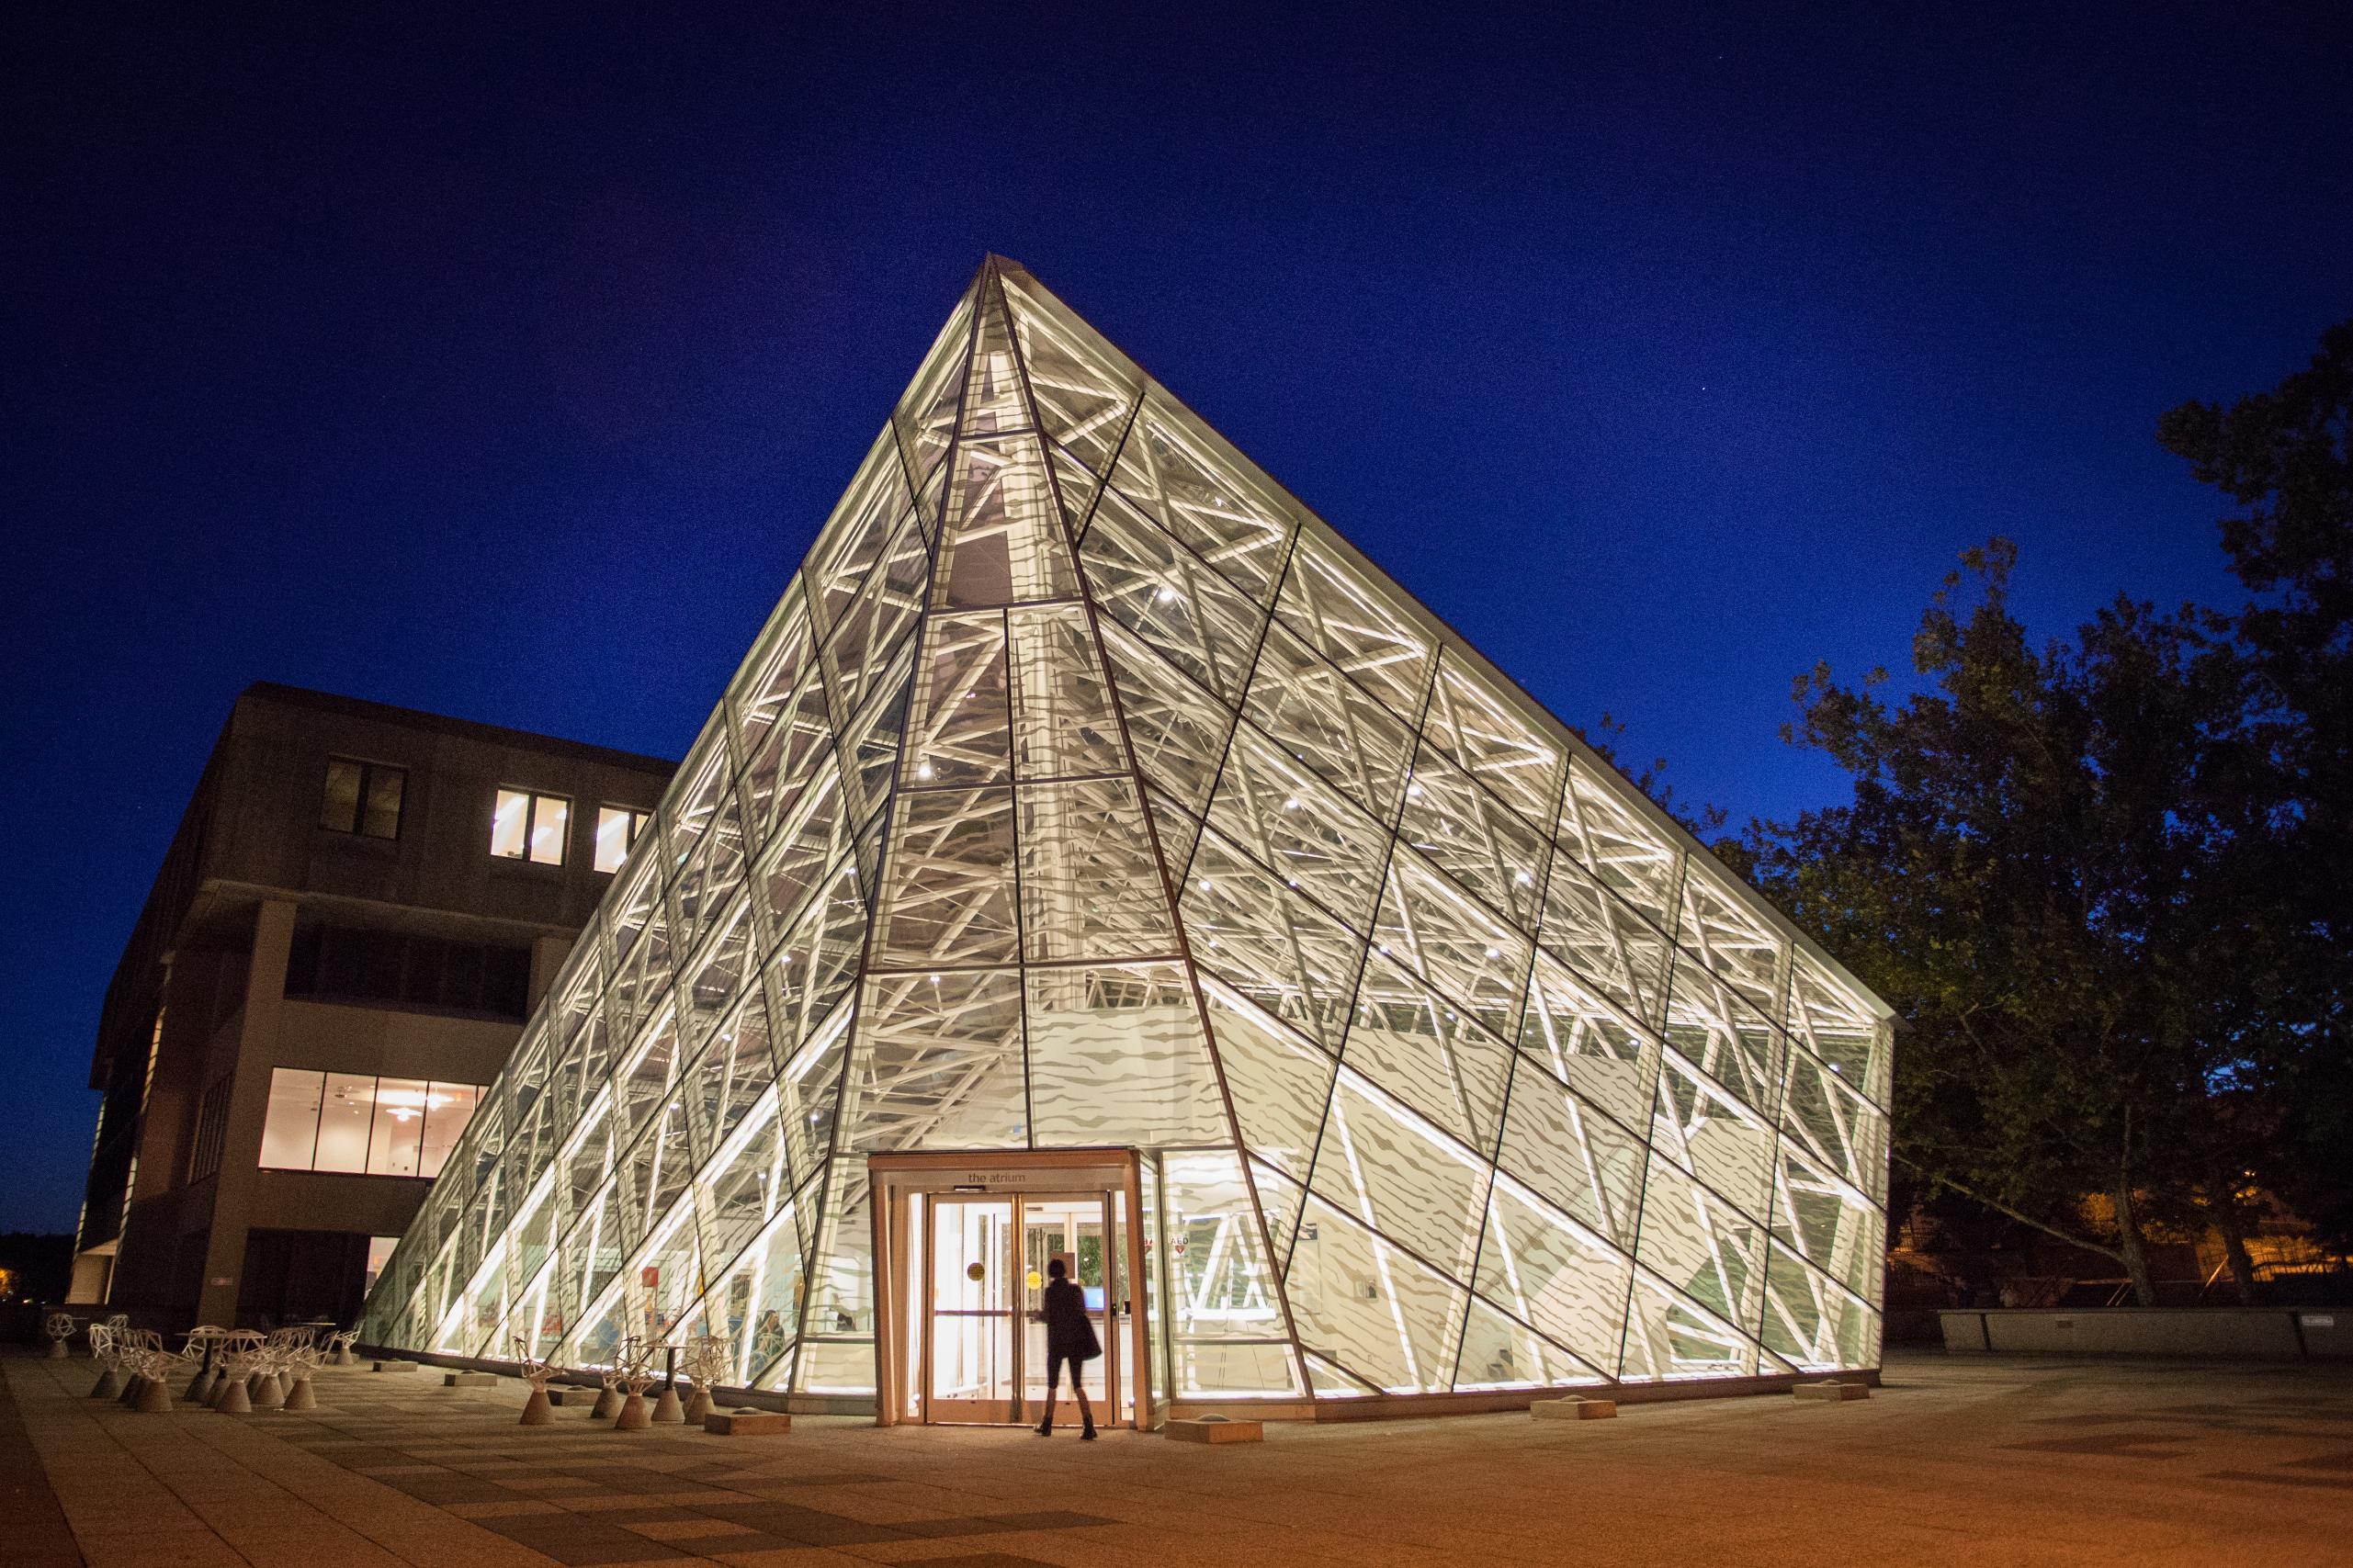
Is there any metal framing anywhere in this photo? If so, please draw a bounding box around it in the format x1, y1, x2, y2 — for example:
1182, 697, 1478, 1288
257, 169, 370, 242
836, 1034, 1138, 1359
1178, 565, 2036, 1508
359, 256, 1896, 1420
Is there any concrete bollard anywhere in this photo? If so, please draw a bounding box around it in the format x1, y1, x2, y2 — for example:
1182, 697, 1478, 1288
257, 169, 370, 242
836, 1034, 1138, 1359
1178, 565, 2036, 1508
185, 1367, 216, 1404
250, 1371, 285, 1410
283, 1376, 319, 1412
119, 1375, 145, 1407
684, 1386, 714, 1425
590, 1386, 621, 1420
704, 1408, 791, 1436
215, 1376, 253, 1415
90, 1366, 125, 1400
1793, 1381, 1870, 1403
1531, 1396, 1618, 1420
519, 1389, 554, 1427
651, 1385, 685, 1424
613, 1392, 650, 1432
134, 1379, 175, 1415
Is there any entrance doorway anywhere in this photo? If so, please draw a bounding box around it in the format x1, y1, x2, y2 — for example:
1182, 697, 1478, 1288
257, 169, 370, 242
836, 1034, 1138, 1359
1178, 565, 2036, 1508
870, 1150, 1150, 1429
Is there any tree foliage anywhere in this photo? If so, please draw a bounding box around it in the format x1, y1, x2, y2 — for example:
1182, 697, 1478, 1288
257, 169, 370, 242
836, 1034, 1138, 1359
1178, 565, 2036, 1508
1741, 321, 2352, 1302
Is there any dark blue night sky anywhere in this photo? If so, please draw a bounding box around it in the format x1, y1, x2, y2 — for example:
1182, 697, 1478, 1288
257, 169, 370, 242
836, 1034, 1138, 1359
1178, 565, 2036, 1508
6, 4, 2347, 1229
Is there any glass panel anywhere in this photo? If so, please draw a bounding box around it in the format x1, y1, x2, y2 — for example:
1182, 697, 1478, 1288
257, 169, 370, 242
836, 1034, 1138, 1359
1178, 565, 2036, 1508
1017, 777, 1180, 963
259, 1067, 323, 1169
314, 1073, 376, 1172
959, 289, 1030, 438
1244, 621, 1416, 823
366, 1077, 430, 1177
1770, 1143, 1885, 1305
491, 788, 530, 859
1098, 620, 1232, 811
1760, 1240, 1879, 1371
1205, 721, 1392, 933
1539, 854, 1673, 1028
1107, 392, 1295, 604
1339, 950, 1514, 1156
808, 430, 916, 634
1021, 1196, 1111, 1411
1373, 847, 1532, 1041
1306, 1069, 1490, 1281
1008, 603, 1128, 782
1652, 1049, 1777, 1224
1518, 948, 1660, 1134
841, 969, 1026, 1152
1273, 532, 1432, 719
931, 1199, 1015, 1406
873, 787, 1018, 967
1001, 269, 1138, 475
1674, 857, 1788, 1019
320, 759, 361, 832
1494, 1057, 1646, 1249
1422, 653, 1562, 829
1662, 961, 1787, 1118
1786, 951, 1893, 1107
1397, 745, 1548, 931
1027, 962, 1227, 1147
362, 766, 404, 839
934, 431, 1076, 608
1271, 1169, 1466, 1395
528, 795, 569, 865
901, 611, 1011, 787
1159, 1151, 1298, 1397
1474, 1171, 1631, 1378
821, 507, 930, 716
1631, 1154, 1767, 1363
1078, 488, 1265, 703
1182, 825, 1367, 1049
1557, 758, 1681, 931
1199, 979, 1335, 1181
893, 295, 975, 479
769, 860, 865, 1049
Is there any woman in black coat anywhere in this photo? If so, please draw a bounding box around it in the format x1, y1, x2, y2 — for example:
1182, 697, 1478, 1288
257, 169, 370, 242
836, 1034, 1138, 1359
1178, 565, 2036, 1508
1035, 1256, 1099, 1439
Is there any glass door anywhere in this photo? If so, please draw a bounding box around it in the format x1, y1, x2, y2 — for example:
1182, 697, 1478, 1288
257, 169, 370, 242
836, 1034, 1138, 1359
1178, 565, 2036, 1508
924, 1197, 1016, 1423
1020, 1195, 1118, 1427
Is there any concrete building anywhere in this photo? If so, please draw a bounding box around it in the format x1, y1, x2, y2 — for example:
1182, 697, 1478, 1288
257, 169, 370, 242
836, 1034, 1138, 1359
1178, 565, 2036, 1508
71, 682, 672, 1329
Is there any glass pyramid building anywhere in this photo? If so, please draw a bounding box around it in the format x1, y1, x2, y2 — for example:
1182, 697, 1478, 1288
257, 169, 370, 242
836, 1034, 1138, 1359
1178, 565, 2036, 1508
360, 256, 1893, 1416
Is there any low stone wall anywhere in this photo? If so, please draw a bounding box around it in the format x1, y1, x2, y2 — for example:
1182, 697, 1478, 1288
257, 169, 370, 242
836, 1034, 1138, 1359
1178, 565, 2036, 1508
1940, 1308, 2348, 1360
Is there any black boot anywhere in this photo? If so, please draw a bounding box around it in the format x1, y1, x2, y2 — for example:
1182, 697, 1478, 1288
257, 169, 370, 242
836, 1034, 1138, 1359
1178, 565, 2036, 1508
1035, 1417, 1052, 1437
1080, 1419, 1097, 1441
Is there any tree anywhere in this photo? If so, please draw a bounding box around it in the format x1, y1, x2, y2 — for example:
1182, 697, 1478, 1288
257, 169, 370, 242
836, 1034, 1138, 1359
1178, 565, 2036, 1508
1745, 542, 2280, 1304
2158, 320, 2353, 1252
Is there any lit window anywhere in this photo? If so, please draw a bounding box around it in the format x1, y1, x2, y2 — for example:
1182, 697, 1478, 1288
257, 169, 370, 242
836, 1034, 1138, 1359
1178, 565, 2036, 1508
321, 759, 404, 839
257, 1067, 485, 1177
492, 788, 570, 865
420, 1083, 479, 1177
259, 1069, 324, 1168
364, 1235, 401, 1295
594, 806, 650, 874
366, 1077, 430, 1176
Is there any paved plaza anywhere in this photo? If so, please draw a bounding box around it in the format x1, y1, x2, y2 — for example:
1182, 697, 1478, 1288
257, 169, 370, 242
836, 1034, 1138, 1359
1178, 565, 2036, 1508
4, 1348, 2347, 1568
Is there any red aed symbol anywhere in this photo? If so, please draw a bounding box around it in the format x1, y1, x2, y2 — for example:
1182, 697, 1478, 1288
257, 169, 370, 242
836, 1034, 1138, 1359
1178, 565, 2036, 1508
640, 1266, 660, 1289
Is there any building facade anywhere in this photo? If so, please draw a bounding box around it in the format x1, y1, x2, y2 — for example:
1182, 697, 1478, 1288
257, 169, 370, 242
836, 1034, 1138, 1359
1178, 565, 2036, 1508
72, 683, 672, 1329
362, 258, 1895, 1426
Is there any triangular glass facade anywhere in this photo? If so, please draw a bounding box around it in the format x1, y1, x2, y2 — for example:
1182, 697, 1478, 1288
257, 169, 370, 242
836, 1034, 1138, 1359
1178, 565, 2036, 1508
360, 257, 1894, 1406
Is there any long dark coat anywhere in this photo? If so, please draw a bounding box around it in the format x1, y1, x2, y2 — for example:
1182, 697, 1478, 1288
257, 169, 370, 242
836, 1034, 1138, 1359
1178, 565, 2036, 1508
1041, 1276, 1102, 1361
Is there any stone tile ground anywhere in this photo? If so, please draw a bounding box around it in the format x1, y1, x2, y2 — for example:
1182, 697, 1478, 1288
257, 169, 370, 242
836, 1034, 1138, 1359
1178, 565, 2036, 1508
6, 1348, 2347, 1568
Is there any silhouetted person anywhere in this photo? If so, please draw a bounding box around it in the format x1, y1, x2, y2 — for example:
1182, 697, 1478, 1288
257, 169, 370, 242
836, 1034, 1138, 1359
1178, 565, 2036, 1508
1035, 1257, 1099, 1439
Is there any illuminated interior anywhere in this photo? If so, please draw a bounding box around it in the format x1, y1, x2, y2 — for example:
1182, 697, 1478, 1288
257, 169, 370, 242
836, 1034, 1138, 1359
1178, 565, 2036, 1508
359, 257, 1894, 1410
